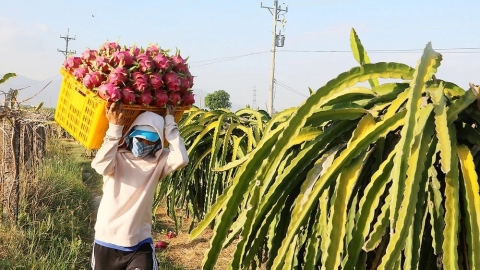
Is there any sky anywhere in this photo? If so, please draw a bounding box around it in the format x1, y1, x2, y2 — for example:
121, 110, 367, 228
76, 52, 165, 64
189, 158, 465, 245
1, 0, 480, 111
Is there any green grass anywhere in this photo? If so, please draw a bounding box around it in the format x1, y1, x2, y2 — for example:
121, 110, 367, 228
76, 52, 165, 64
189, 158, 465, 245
0, 138, 185, 269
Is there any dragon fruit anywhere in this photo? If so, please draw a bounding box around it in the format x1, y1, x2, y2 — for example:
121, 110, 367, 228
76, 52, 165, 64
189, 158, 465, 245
179, 76, 191, 92
153, 90, 169, 107
99, 41, 120, 56
129, 45, 141, 56
145, 44, 160, 57
108, 67, 129, 86
136, 53, 155, 73
136, 90, 153, 106
73, 66, 88, 80
83, 71, 105, 89
64, 40, 195, 108
82, 49, 97, 62
154, 240, 168, 249
131, 71, 149, 93
168, 92, 182, 105
149, 73, 163, 90
64, 56, 82, 71
153, 54, 171, 71
182, 92, 195, 106
93, 56, 110, 73
120, 86, 136, 105
97, 83, 121, 102
171, 54, 188, 73
111, 50, 134, 67
163, 72, 180, 92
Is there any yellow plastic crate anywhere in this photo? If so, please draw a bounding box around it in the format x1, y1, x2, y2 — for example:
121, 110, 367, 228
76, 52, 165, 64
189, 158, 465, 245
54, 68, 189, 150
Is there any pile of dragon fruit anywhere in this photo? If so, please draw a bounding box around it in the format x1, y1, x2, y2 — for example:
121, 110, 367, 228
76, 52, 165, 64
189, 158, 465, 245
63, 41, 195, 107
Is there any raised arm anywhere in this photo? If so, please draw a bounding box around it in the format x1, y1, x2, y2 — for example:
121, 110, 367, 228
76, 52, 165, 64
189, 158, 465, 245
91, 102, 124, 176
161, 105, 189, 177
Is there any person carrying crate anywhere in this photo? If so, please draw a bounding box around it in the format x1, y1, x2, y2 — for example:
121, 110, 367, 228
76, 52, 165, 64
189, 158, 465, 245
90, 102, 189, 270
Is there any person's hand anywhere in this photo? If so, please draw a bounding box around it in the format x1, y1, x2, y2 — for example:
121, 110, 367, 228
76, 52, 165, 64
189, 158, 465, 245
106, 102, 124, 125
166, 104, 175, 116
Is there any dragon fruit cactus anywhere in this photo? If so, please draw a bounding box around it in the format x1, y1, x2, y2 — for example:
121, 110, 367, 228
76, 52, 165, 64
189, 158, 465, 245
182, 92, 195, 106
136, 90, 153, 106
149, 73, 163, 90
153, 90, 169, 107
83, 71, 105, 89
120, 86, 137, 105
108, 67, 129, 86
163, 72, 180, 92
131, 71, 149, 93
111, 50, 134, 67
97, 83, 121, 102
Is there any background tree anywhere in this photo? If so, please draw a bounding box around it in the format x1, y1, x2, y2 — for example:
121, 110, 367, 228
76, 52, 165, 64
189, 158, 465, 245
204, 90, 232, 110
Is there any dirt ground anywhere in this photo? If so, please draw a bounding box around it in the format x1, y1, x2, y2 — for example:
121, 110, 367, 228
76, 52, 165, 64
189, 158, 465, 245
151, 205, 240, 270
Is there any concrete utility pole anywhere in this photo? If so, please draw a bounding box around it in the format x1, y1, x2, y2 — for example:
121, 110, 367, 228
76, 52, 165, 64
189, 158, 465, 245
57, 28, 76, 59
261, 1, 287, 115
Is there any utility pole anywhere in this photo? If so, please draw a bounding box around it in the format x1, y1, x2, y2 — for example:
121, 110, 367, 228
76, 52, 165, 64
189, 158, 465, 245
57, 28, 76, 59
253, 86, 257, 109
261, 1, 287, 115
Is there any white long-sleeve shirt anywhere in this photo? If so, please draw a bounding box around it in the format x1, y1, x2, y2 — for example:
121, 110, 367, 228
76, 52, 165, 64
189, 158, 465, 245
91, 112, 188, 247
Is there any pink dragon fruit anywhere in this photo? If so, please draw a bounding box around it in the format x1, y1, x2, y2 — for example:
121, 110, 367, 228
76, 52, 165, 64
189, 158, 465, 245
163, 72, 180, 92
111, 50, 134, 67
82, 49, 97, 62
182, 92, 195, 106
108, 67, 129, 86
93, 56, 110, 73
99, 41, 120, 56
149, 73, 163, 90
168, 92, 182, 105
120, 86, 136, 105
184, 70, 194, 88
171, 54, 188, 73
64, 56, 82, 71
153, 90, 169, 107
83, 71, 105, 89
136, 90, 153, 106
131, 71, 149, 93
179, 76, 191, 92
145, 44, 160, 57
153, 54, 171, 72
97, 83, 121, 102
136, 53, 155, 73
129, 45, 141, 56
73, 66, 88, 80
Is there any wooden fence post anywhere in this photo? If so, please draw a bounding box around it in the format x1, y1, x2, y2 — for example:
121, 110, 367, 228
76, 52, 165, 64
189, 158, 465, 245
1, 117, 20, 223
34, 125, 46, 165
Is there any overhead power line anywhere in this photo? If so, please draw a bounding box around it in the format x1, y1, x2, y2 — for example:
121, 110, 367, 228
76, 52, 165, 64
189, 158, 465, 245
189, 47, 480, 68
274, 79, 309, 98
190, 51, 269, 67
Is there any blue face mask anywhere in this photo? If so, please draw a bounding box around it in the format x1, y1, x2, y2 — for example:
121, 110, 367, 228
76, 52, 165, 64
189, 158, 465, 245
130, 137, 156, 158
